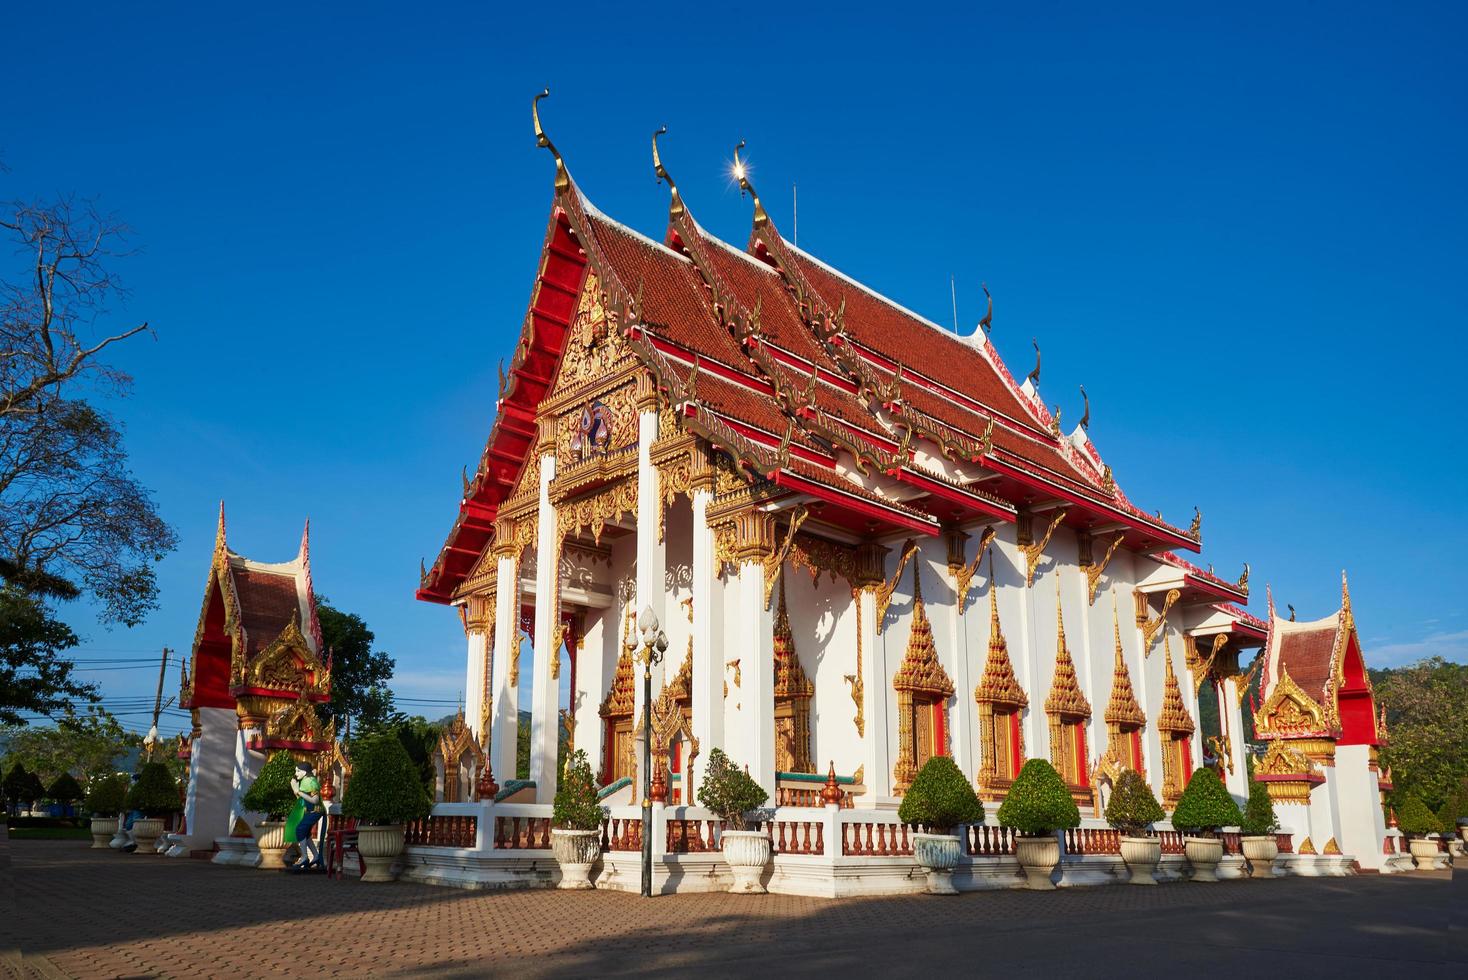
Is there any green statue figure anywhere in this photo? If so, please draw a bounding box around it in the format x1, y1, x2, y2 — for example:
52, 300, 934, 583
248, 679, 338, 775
286, 761, 325, 872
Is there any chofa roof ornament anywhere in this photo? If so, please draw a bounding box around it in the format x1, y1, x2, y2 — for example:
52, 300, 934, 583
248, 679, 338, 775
532, 88, 570, 192
733, 139, 770, 229
652, 126, 685, 221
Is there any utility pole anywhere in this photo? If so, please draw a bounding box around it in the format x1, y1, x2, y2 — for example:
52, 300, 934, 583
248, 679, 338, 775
144, 647, 172, 761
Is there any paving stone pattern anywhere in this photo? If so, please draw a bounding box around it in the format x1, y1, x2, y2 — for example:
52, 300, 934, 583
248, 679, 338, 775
2, 836, 1464, 979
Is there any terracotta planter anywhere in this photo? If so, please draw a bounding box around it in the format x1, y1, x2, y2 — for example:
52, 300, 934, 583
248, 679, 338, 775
1408, 836, 1440, 870
89, 817, 118, 849
1184, 836, 1224, 882
551, 828, 603, 890
1241, 835, 1279, 878
130, 817, 165, 853
251, 820, 289, 869
913, 832, 963, 895
721, 829, 771, 894
1119, 835, 1161, 885
1013, 835, 1060, 890
357, 824, 405, 882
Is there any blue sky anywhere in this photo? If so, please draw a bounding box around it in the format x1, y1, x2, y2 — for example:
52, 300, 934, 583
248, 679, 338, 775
3, 2, 1464, 731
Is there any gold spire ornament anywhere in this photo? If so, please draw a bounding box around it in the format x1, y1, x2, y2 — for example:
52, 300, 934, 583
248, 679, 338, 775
532, 88, 569, 192
891, 560, 954, 792
652, 126, 685, 221
734, 140, 771, 229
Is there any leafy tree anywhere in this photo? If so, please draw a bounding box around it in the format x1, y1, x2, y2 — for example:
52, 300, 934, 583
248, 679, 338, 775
45, 772, 83, 804
341, 734, 432, 826
84, 772, 127, 815
316, 599, 397, 734
240, 752, 298, 820
897, 756, 984, 834
695, 748, 768, 831
552, 749, 604, 831
1396, 793, 1442, 838
1172, 767, 1243, 834
1104, 769, 1166, 836
997, 759, 1080, 835
1, 193, 176, 626
1240, 780, 1280, 835
0, 585, 95, 724
1373, 657, 1468, 810
1, 706, 137, 786
358, 715, 438, 796
125, 761, 180, 816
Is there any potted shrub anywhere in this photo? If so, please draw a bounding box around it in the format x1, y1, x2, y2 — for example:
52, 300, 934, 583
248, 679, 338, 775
1396, 794, 1443, 870
898, 757, 985, 895
240, 752, 298, 870
84, 774, 128, 849
997, 759, 1080, 890
124, 762, 181, 854
1239, 780, 1281, 878
340, 734, 432, 882
551, 750, 605, 889
1104, 769, 1166, 885
1170, 767, 1243, 882
696, 748, 770, 894
46, 773, 84, 818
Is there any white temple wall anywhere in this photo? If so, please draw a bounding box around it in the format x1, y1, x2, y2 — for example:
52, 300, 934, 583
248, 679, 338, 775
1309, 768, 1345, 853
783, 564, 861, 778
663, 501, 695, 675
983, 529, 1035, 774
228, 728, 265, 835
1335, 744, 1387, 869
719, 562, 744, 767
182, 706, 237, 848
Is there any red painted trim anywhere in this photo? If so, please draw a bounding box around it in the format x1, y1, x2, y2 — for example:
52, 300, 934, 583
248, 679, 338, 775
1183, 573, 1248, 603
229, 686, 329, 703
894, 468, 1016, 522
246, 737, 332, 752
771, 470, 939, 535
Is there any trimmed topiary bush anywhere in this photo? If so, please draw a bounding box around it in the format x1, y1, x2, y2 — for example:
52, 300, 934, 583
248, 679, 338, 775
1104, 769, 1165, 835
85, 774, 128, 815
125, 762, 181, 817
46, 773, 84, 805
898, 756, 985, 834
997, 759, 1080, 835
1397, 794, 1442, 838
1171, 767, 1242, 835
553, 749, 604, 831
341, 734, 432, 826
1240, 780, 1280, 835
696, 747, 768, 831
240, 752, 298, 820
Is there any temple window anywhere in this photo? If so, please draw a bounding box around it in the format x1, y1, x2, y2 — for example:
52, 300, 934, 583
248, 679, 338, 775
975, 587, 1028, 800
891, 562, 954, 793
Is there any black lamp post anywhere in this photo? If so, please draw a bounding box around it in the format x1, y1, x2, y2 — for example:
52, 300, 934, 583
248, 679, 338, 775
636, 605, 668, 898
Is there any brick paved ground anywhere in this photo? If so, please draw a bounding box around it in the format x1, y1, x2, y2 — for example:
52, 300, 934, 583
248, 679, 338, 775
2, 833, 1463, 979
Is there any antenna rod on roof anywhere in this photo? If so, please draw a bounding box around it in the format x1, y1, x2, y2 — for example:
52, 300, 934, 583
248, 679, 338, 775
950, 275, 958, 334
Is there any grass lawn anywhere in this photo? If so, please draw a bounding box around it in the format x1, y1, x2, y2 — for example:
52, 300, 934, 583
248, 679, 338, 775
6, 827, 92, 840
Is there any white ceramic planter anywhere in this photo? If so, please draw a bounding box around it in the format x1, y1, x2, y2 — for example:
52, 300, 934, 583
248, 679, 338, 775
251, 820, 289, 869
722, 829, 772, 894
1408, 836, 1439, 870
1241, 835, 1279, 878
1184, 836, 1224, 882
130, 817, 165, 853
1119, 835, 1161, 885
913, 832, 963, 895
552, 829, 603, 890
357, 824, 406, 882
1013, 835, 1060, 890
90, 817, 118, 849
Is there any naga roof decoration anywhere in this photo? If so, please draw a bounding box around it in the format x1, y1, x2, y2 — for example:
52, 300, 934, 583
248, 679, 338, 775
1157, 635, 1195, 735
184, 503, 329, 712
1044, 582, 1091, 720
892, 560, 954, 699
1104, 599, 1146, 728
417, 97, 1221, 605
975, 579, 1028, 708
773, 577, 814, 701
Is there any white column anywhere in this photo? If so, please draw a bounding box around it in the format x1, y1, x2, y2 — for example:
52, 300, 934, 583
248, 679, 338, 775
184, 707, 237, 847
464, 622, 489, 742
229, 725, 265, 840
946, 575, 975, 780
529, 451, 560, 801
858, 587, 892, 800
734, 558, 777, 796
632, 409, 664, 790
489, 554, 520, 786
689, 487, 721, 799
1219, 676, 1249, 800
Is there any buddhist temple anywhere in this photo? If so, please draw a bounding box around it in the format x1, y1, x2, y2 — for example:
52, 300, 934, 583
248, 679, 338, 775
405, 96, 1402, 891
176, 505, 333, 858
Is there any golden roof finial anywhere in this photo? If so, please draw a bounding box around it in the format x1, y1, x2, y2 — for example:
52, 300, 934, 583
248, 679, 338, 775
1162, 633, 1176, 681
532, 88, 569, 192
733, 140, 770, 229
652, 126, 685, 221
1055, 575, 1066, 648
987, 554, 1002, 643
1112, 592, 1124, 668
